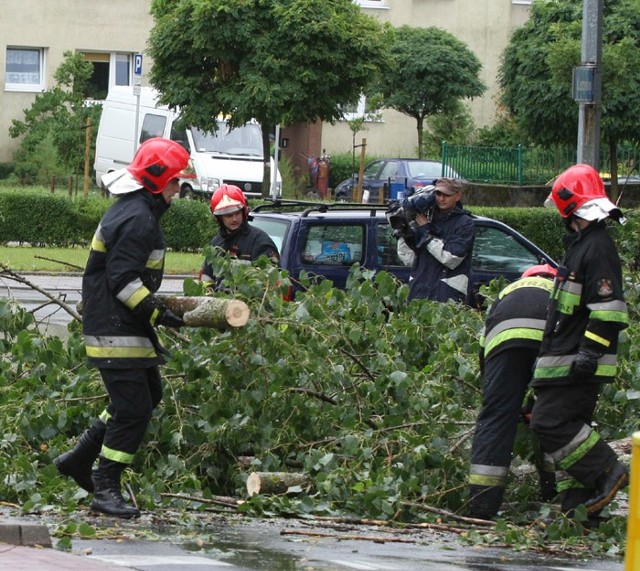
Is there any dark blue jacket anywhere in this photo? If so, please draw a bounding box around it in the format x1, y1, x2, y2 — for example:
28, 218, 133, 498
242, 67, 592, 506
405, 205, 475, 303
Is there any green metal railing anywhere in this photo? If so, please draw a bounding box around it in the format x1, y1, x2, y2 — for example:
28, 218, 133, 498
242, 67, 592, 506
442, 143, 640, 185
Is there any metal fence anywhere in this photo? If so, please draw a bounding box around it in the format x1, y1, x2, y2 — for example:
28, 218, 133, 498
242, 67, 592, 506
442, 142, 640, 185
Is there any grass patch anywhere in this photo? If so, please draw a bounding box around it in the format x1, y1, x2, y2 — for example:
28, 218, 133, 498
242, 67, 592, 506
0, 246, 203, 275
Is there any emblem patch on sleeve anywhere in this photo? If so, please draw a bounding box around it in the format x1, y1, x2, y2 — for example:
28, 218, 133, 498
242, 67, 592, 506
596, 278, 613, 298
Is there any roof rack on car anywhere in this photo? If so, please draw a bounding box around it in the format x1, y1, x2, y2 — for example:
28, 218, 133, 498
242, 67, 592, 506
250, 198, 392, 217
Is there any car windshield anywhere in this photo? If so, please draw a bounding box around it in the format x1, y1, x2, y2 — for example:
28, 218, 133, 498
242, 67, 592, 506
250, 218, 288, 254
406, 161, 458, 179
189, 122, 263, 156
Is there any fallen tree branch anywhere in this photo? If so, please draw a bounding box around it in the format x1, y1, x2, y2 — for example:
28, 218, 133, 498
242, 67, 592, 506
34, 255, 84, 272
247, 472, 311, 497
0, 263, 82, 322
287, 387, 338, 405
401, 501, 496, 527
280, 528, 418, 544
159, 295, 250, 330
306, 515, 468, 535
159, 492, 242, 509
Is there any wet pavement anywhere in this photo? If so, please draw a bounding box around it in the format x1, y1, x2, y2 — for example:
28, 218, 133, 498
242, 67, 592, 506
0, 510, 626, 571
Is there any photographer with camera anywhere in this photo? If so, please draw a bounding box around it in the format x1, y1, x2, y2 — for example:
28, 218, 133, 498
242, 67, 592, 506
387, 177, 474, 303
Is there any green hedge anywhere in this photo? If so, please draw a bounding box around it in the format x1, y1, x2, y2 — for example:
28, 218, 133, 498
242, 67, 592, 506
0, 188, 215, 251
1, 188, 638, 268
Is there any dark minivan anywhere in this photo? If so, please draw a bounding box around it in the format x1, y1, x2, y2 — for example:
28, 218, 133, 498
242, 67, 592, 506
250, 201, 556, 304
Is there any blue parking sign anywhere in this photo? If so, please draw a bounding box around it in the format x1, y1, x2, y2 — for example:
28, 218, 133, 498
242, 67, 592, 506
134, 53, 143, 76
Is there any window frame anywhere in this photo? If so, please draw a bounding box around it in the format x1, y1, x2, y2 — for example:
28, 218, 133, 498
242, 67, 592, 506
354, 0, 387, 8
5, 47, 46, 92
340, 94, 382, 123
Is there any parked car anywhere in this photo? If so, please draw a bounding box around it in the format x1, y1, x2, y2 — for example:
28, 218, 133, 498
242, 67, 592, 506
334, 159, 460, 202
249, 200, 557, 306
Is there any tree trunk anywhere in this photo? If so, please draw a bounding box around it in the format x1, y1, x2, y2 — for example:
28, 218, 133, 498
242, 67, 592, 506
416, 115, 425, 159
246, 472, 310, 497
159, 296, 250, 330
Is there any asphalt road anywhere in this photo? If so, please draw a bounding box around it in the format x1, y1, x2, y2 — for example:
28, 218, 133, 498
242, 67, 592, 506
1, 509, 626, 571
0, 273, 186, 337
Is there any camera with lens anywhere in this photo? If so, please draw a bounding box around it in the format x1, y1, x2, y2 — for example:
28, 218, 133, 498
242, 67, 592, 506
385, 184, 437, 239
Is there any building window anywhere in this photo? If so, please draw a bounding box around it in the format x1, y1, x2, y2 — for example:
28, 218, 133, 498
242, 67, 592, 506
81, 52, 133, 100
354, 0, 387, 7
5, 47, 45, 92
341, 95, 382, 123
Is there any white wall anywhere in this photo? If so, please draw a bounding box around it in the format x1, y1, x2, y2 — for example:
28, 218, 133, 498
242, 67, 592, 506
0, 0, 153, 163
322, 0, 531, 158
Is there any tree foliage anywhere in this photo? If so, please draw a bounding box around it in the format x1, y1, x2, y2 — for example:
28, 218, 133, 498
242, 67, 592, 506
376, 26, 485, 158
8, 51, 102, 185
499, 0, 640, 159
1, 245, 638, 555
422, 100, 477, 159
147, 0, 392, 195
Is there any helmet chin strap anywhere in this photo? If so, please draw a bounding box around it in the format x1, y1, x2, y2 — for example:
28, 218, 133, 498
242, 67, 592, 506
565, 214, 590, 233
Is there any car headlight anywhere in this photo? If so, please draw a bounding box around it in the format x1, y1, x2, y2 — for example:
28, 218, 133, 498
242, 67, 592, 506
200, 177, 221, 192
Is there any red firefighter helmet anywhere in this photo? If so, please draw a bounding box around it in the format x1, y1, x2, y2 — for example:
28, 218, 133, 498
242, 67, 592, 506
127, 138, 190, 194
210, 184, 248, 217
546, 164, 619, 220
521, 264, 557, 279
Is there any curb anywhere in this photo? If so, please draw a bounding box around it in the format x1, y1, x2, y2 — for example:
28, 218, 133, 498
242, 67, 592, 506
0, 520, 51, 547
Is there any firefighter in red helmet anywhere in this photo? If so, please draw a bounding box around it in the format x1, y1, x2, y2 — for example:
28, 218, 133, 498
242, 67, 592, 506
54, 138, 189, 518
199, 184, 279, 290
530, 164, 629, 524
467, 263, 558, 520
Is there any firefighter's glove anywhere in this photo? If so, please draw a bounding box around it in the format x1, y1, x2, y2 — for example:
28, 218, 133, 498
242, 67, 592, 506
570, 349, 601, 381
134, 294, 184, 328
156, 308, 185, 329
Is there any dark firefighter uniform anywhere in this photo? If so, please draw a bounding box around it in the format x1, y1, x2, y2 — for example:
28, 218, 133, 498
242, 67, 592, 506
200, 220, 280, 288
405, 205, 475, 303
467, 276, 555, 519
82, 190, 170, 465
530, 222, 629, 511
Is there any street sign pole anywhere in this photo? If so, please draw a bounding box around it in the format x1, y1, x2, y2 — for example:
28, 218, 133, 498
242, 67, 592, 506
271, 124, 280, 199
133, 53, 143, 153
575, 0, 602, 168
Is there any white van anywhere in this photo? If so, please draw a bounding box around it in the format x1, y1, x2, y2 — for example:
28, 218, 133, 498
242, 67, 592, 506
94, 86, 281, 199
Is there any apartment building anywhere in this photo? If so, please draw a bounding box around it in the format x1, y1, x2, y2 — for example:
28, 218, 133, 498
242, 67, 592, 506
0, 0, 531, 173
320, 0, 533, 159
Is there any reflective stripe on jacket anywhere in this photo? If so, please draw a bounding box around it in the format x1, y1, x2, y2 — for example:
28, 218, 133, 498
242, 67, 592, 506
532, 222, 628, 385
480, 276, 553, 362
82, 190, 169, 368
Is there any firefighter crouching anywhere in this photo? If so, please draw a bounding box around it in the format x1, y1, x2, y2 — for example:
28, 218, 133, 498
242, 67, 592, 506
530, 164, 629, 522
54, 137, 190, 518
467, 264, 558, 520
199, 184, 280, 291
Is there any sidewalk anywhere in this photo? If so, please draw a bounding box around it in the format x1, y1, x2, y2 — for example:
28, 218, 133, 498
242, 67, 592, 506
0, 544, 129, 570
0, 519, 129, 570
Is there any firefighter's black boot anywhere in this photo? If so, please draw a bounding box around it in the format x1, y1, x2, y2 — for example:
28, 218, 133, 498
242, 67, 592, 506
90, 459, 140, 519
54, 419, 106, 493
584, 461, 629, 514
466, 484, 504, 520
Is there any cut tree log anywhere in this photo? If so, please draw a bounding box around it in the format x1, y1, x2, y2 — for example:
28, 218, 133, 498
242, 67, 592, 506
246, 472, 311, 497
159, 296, 250, 330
